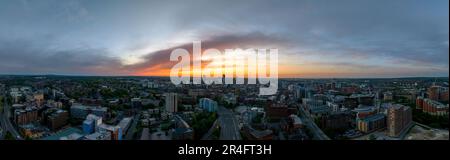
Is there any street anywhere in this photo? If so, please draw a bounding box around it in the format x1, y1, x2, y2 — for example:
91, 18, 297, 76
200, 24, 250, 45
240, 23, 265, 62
125, 114, 140, 140
0, 93, 23, 140
217, 106, 241, 140
297, 105, 330, 140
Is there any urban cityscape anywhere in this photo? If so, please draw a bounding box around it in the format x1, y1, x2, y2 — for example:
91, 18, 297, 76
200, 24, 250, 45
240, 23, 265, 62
0, 0, 448, 141
0, 76, 448, 140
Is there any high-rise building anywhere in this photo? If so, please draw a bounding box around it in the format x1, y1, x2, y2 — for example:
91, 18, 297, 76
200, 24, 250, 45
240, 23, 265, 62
319, 113, 352, 130
34, 93, 44, 107
98, 124, 122, 140
14, 106, 38, 125
199, 98, 218, 112
427, 85, 448, 102
422, 98, 448, 116
82, 114, 103, 134
416, 96, 424, 109
117, 117, 133, 136
387, 104, 412, 137
266, 103, 298, 120
427, 85, 441, 101
83, 119, 95, 134
165, 93, 178, 113
47, 110, 69, 130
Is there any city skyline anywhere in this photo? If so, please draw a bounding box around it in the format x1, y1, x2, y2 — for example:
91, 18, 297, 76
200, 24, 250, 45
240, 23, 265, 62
0, 0, 448, 78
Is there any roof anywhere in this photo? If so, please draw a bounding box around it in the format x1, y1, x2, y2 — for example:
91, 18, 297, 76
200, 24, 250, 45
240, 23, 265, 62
289, 114, 302, 125
359, 114, 385, 122
84, 131, 111, 140
40, 127, 83, 140
71, 103, 107, 111
118, 117, 133, 129
60, 133, 83, 140
244, 125, 273, 139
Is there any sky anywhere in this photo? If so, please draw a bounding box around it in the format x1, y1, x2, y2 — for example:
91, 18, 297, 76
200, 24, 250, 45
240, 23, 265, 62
0, 0, 448, 78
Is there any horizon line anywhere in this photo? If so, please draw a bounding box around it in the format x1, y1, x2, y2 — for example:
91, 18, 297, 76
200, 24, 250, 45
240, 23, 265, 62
0, 74, 448, 80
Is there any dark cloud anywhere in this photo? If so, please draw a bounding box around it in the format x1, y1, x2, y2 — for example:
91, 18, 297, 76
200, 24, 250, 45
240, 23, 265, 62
0, 0, 448, 77
0, 39, 127, 75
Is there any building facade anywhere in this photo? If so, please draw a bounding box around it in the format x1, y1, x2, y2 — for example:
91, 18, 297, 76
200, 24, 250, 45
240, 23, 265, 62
387, 104, 412, 137
199, 98, 218, 112
70, 103, 107, 119
165, 93, 178, 113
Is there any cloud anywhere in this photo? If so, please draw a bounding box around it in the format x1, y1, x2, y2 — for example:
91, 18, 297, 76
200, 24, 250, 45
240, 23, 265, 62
124, 32, 289, 75
0, 39, 127, 75
0, 0, 448, 77
0, 32, 287, 76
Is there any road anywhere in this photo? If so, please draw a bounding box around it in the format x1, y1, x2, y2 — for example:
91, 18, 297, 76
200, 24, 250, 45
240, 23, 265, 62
297, 105, 330, 140
201, 119, 218, 140
217, 106, 241, 140
0, 93, 23, 140
124, 114, 139, 140
0, 96, 3, 139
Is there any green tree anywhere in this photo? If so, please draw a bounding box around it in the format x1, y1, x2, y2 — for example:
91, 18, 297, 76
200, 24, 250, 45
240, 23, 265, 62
369, 134, 376, 140
4, 132, 14, 140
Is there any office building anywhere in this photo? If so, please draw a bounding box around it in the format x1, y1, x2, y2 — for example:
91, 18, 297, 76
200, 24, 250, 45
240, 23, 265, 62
82, 114, 103, 134
165, 93, 178, 113
266, 103, 298, 120
416, 96, 424, 109
98, 124, 123, 140
422, 98, 449, 116
199, 98, 218, 112
14, 106, 38, 125
47, 110, 69, 131
117, 117, 133, 136
319, 112, 353, 130
387, 104, 412, 137
34, 93, 44, 107
427, 85, 449, 102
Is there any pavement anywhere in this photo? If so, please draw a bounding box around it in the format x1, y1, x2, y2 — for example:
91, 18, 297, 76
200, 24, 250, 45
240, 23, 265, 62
217, 106, 241, 140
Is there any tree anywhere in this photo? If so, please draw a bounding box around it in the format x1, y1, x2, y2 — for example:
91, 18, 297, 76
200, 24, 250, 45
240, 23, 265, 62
369, 134, 376, 140
191, 112, 217, 139
4, 132, 14, 140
